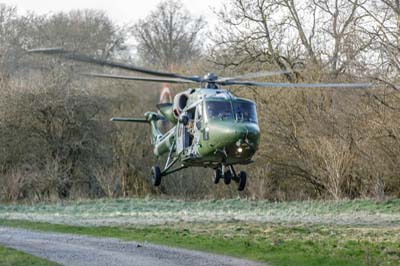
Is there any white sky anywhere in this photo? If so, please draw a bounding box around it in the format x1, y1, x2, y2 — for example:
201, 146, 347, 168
1, 0, 224, 27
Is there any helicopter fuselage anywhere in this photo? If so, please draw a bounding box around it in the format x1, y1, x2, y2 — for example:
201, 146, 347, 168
153, 88, 260, 169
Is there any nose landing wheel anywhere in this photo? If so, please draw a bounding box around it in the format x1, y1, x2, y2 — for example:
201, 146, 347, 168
214, 168, 222, 184
224, 170, 232, 185
213, 165, 247, 191
237, 171, 247, 191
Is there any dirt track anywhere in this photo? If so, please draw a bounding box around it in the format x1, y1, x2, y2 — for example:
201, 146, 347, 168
0, 226, 263, 266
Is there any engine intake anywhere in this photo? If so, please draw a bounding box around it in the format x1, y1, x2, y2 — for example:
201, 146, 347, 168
172, 92, 189, 118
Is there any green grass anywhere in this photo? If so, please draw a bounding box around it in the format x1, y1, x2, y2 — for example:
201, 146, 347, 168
1, 198, 399, 226
0, 245, 58, 266
1, 219, 399, 266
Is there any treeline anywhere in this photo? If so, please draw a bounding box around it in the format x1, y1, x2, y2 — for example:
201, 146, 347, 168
0, 1, 399, 202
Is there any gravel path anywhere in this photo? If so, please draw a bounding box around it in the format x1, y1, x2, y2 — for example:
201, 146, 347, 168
0, 227, 263, 266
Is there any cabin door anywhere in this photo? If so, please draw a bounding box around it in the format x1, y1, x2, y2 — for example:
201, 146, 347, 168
176, 122, 189, 154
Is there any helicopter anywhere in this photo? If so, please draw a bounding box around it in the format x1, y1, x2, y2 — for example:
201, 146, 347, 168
29, 48, 372, 191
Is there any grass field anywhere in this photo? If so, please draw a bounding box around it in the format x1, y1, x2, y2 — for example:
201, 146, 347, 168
0, 198, 399, 266
0, 245, 58, 266
0, 198, 399, 226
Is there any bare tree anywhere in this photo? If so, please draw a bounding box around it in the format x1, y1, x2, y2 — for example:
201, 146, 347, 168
210, 0, 299, 79
132, 0, 206, 70
275, 0, 319, 65
0, 6, 129, 201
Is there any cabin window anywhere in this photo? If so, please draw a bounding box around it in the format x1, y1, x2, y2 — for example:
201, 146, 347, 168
205, 101, 233, 120
233, 101, 258, 123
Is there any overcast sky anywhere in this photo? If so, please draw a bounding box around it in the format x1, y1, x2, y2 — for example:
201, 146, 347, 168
1, 0, 224, 27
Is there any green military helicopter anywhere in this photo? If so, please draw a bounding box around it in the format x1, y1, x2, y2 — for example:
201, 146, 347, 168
29, 48, 371, 191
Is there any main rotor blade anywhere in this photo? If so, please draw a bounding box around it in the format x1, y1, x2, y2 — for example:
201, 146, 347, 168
28, 48, 201, 82
221, 80, 373, 89
217, 70, 293, 82
82, 73, 196, 84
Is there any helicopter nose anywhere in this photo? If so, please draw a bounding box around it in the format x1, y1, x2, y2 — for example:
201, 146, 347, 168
234, 123, 260, 145
208, 121, 260, 150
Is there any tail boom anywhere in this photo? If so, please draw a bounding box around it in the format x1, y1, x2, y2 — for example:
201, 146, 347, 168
111, 112, 170, 156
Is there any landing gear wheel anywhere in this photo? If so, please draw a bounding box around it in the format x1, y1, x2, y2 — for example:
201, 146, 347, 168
214, 169, 222, 184
237, 171, 247, 191
224, 170, 232, 185
151, 166, 162, 187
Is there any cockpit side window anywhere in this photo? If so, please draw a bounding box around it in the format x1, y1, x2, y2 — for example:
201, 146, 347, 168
205, 101, 233, 120
233, 100, 258, 123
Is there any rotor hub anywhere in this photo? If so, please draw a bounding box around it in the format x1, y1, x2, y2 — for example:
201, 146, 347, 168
204, 72, 218, 81
204, 73, 219, 89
